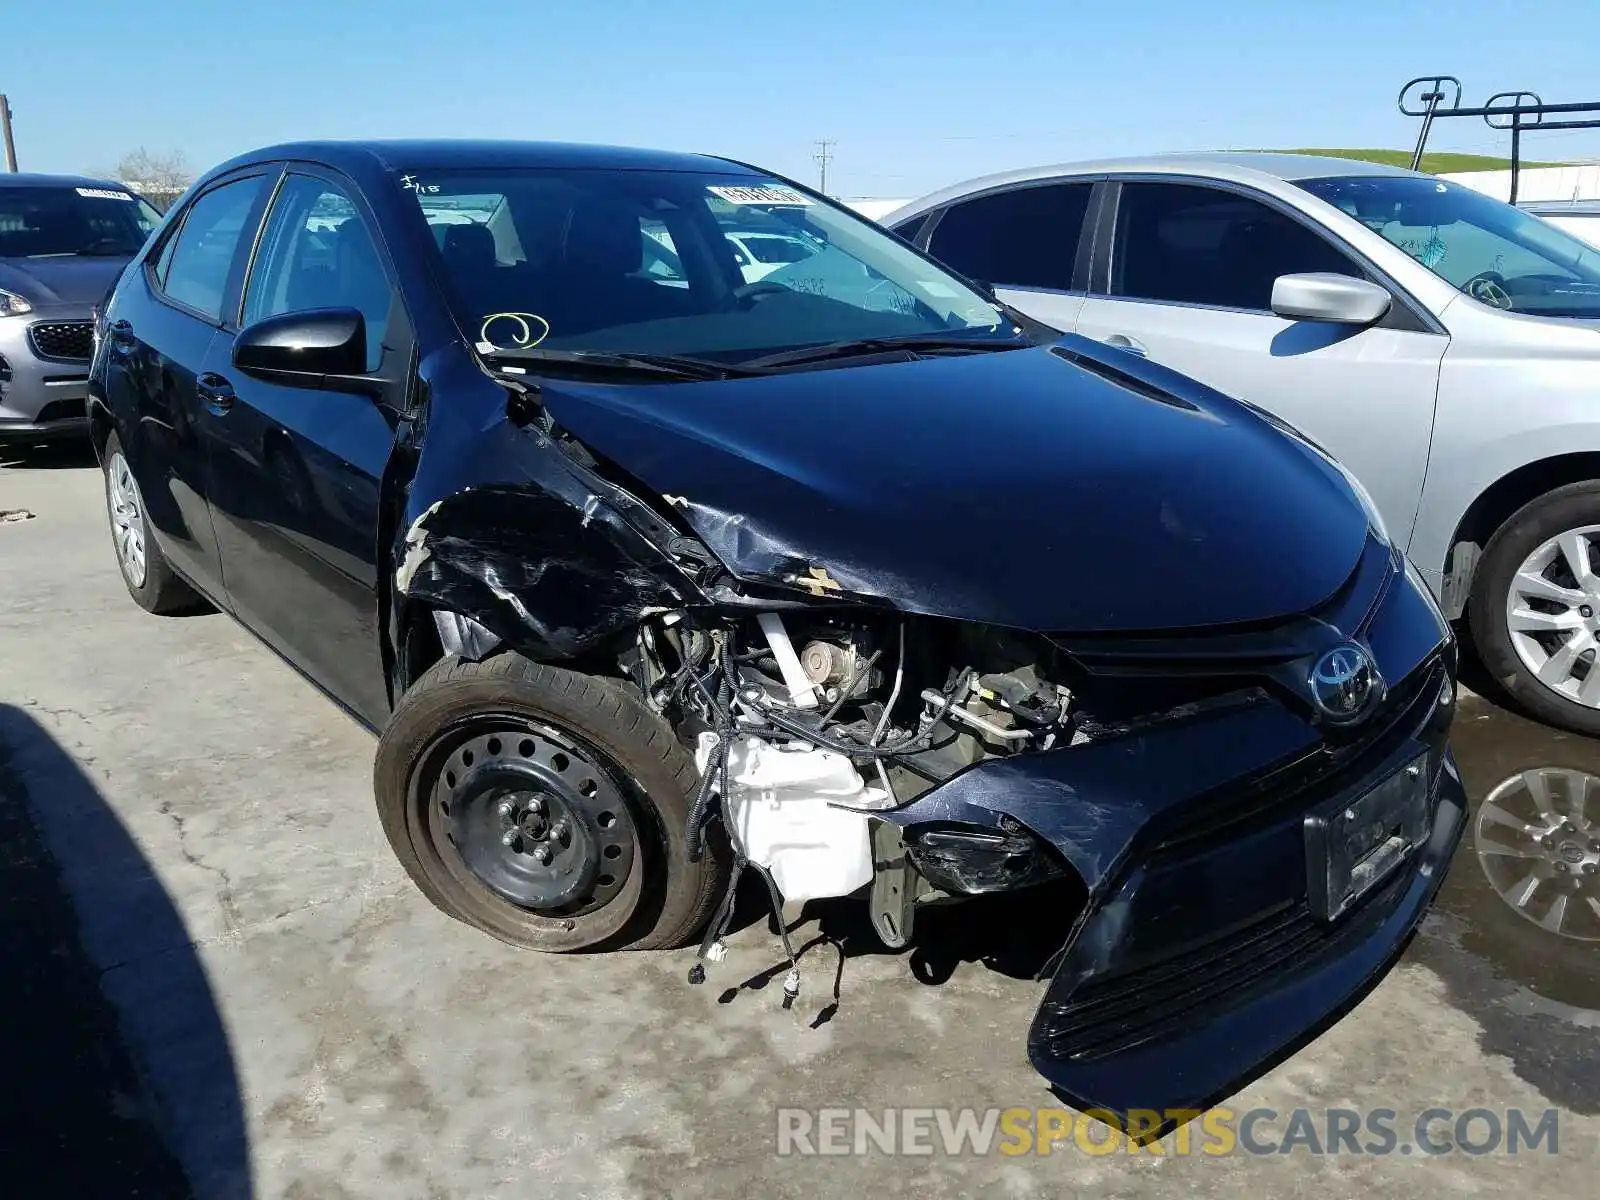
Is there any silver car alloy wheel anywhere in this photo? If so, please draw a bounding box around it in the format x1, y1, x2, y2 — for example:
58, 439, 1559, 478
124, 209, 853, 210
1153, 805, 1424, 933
1504, 524, 1600, 707
1477, 767, 1600, 942
107, 451, 148, 589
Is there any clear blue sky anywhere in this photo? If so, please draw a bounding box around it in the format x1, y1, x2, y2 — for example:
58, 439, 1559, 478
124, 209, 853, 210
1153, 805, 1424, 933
7, 0, 1600, 197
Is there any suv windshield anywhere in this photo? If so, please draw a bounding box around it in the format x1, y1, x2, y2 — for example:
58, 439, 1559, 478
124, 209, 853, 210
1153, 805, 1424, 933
400, 167, 1007, 364
1299, 174, 1600, 318
0, 185, 161, 258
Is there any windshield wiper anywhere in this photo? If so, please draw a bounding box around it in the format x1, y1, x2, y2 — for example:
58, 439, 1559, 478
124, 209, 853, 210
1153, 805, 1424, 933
743, 332, 1034, 370
478, 346, 764, 382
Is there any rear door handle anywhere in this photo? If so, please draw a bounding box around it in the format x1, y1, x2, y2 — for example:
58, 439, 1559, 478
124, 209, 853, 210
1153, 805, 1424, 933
1104, 333, 1148, 357
107, 319, 136, 350
196, 372, 235, 413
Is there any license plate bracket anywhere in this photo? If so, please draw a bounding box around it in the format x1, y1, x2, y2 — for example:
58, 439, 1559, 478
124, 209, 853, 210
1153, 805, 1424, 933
1305, 753, 1431, 921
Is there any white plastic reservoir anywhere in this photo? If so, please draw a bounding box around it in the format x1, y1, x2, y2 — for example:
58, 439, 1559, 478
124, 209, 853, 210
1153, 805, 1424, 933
695, 734, 882, 904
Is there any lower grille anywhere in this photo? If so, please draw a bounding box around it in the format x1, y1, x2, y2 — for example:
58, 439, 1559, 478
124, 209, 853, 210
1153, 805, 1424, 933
32, 399, 83, 425
28, 321, 94, 362
1034, 863, 1412, 1062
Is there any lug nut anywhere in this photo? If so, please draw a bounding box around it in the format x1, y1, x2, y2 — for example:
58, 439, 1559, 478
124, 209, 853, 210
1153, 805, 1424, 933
497, 799, 517, 819
532, 844, 553, 865
525, 794, 545, 815
549, 817, 570, 841
501, 829, 520, 848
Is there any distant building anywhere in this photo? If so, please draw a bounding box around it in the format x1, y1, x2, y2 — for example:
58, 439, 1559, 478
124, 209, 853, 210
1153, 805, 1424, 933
1441, 162, 1600, 203
840, 198, 910, 223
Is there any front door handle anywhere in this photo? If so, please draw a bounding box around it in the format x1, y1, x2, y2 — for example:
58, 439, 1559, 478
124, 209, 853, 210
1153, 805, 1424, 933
1104, 333, 1148, 357
196, 372, 235, 413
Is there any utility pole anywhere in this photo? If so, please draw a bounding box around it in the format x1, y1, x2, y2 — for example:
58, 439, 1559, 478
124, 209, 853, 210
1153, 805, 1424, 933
813, 138, 835, 196
0, 95, 16, 172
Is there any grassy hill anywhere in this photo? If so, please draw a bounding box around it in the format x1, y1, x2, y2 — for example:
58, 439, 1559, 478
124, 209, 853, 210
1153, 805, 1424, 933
1267, 148, 1568, 173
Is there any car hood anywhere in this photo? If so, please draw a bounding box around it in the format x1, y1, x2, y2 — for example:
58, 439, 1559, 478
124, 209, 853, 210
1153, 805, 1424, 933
535, 335, 1373, 633
0, 255, 131, 307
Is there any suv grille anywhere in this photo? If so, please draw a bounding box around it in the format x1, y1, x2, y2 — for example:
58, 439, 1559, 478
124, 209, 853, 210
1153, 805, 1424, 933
32, 399, 83, 425
28, 321, 94, 362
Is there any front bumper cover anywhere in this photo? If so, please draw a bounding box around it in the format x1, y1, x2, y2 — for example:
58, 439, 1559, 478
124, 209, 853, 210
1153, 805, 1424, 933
0, 307, 92, 437
884, 551, 1462, 1120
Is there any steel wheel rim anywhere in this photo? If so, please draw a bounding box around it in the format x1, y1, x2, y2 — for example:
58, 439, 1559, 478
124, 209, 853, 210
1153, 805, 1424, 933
1504, 524, 1600, 707
106, 451, 147, 588
421, 717, 640, 916
1476, 767, 1600, 942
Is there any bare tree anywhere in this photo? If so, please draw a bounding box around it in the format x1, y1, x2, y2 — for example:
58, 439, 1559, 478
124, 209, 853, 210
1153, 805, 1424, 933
94, 148, 193, 211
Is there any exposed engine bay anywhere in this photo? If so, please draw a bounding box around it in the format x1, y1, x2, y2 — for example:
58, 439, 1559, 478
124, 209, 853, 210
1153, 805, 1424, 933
623, 608, 1084, 987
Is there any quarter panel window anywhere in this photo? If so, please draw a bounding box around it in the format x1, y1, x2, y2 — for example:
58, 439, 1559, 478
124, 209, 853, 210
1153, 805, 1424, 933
890, 212, 930, 246
927, 183, 1093, 290
1111, 182, 1358, 311
243, 175, 393, 372
159, 177, 267, 321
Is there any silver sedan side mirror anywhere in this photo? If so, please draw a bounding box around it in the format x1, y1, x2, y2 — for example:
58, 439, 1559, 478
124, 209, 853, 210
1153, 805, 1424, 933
1270, 273, 1393, 325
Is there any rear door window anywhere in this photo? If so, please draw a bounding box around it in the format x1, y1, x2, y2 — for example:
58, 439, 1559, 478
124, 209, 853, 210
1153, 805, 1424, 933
927, 183, 1094, 290
158, 177, 268, 321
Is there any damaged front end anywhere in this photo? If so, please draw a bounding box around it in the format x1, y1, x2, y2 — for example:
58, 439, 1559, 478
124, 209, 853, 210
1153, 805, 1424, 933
612, 534, 1462, 1120
391, 339, 1464, 1120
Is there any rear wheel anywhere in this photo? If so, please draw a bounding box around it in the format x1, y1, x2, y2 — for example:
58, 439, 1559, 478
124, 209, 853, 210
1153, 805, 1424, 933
1470, 482, 1600, 735
374, 652, 727, 952
101, 432, 201, 614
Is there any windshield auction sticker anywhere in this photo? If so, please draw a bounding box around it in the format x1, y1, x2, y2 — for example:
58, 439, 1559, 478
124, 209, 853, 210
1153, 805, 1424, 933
76, 187, 135, 201
708, 185, 813, 207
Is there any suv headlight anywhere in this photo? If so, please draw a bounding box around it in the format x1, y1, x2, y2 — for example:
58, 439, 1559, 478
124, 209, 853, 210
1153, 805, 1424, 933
0, 288, 33, 317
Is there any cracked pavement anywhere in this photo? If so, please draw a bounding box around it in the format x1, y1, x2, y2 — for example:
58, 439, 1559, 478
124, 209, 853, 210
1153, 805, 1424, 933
1, 443, 1596, 1198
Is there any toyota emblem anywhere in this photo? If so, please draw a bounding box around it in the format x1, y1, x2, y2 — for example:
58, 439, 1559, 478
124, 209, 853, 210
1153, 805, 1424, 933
1309, 643, 1383, 724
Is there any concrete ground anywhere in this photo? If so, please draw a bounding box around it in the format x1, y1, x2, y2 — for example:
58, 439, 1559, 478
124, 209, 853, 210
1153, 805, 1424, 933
1, 441, 1596, 1199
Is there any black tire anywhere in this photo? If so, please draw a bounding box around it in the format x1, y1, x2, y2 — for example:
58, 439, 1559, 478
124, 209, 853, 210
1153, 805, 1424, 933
1469, 481, 1600, 736
374, 652, 728, 952
101, 432, 202, 615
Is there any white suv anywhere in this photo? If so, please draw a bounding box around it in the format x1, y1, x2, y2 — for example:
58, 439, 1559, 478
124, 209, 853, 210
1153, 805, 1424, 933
889, 153, 1600, 735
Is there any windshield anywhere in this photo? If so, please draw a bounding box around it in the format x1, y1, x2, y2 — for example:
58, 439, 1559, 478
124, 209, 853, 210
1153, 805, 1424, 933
0, 185, 161, 258
399, 167, 1007, 363
1299, 174, 1600, 318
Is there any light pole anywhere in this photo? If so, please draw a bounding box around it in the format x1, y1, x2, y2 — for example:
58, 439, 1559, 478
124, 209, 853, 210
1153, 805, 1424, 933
0, 95, 17, 172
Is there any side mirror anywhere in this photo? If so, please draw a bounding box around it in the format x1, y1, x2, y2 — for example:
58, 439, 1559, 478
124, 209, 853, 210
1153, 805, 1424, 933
1270, 273, 1392, 326
233, 307, 369, 386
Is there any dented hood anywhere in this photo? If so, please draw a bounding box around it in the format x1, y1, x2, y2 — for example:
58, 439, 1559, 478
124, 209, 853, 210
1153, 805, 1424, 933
536, 336, 1371, 632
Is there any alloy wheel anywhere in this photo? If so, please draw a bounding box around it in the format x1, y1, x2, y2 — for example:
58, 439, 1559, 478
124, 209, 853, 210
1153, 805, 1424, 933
106, 451, 148, 589
1503, 524, 1600, 707
1476, 767, 1600, 942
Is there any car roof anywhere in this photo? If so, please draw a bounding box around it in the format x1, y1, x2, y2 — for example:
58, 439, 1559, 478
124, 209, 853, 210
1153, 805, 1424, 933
890, 151, 1423, 220
0, 171, 130, 190
207, 139, 759, 180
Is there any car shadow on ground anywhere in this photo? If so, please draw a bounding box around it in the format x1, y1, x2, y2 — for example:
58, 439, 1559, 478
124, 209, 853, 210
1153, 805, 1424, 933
0, 704, 250, 1199
0, 439, 99, 471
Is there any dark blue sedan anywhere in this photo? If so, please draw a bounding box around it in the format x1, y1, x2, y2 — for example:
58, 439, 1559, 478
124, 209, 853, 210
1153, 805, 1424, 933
87, 139, 1464, 1125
